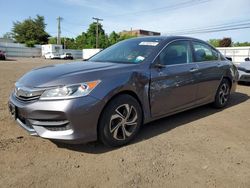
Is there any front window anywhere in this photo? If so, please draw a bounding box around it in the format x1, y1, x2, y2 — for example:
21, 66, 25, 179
159, 40, 192, 65
89, 38, 163, 64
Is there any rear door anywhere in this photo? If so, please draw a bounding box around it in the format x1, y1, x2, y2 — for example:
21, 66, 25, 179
150, 40, 199, 117
192, 41, 223, 103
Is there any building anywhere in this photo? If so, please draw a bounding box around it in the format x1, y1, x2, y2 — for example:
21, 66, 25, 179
120, 29, 161, 37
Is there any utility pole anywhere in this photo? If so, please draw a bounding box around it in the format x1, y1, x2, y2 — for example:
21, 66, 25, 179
57, 16, 63, 45
92, 17, 103, 48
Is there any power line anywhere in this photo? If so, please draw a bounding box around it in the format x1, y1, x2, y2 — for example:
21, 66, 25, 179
103, 0, 211, 17
165, 19, 250, 35
168, 19, 250, 33
92, 17, 103, 48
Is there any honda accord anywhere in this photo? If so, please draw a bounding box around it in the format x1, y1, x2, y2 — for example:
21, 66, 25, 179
8, 36, 238, 147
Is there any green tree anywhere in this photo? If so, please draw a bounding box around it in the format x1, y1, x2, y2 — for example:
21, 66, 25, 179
84, 22, 108, 48
118, 33, 136, 42
12, 15, 50, 47
75, 32, 87, 49
208, 39, 220, 47
48, 37, 57, 44
109, 31, 119, 45
49, 22, 137, 50
233, 42, 250, 47
48, 37, 78, 49
2, 32, 14, 40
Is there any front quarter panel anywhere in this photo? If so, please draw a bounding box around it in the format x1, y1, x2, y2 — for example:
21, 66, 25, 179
90, 64, 152, 123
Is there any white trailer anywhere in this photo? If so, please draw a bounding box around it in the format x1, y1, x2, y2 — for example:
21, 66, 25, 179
82, 49, 102, 60
41, 44, 63, 57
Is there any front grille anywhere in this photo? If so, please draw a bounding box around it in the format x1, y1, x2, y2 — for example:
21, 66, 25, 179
16, 95, 40, 101
14, 85, 44, 102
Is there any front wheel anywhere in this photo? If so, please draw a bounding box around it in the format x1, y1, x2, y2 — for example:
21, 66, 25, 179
213, 78, 231, 108
98, 95, 142, 147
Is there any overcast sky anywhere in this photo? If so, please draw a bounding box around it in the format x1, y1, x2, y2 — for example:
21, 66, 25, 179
1, 0, 250, 42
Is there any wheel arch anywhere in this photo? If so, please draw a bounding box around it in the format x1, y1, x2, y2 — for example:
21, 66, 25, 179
222, 76, 232, 88
96, 90, 144, 139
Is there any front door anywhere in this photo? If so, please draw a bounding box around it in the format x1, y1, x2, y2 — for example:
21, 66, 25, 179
150, 40, 199, 118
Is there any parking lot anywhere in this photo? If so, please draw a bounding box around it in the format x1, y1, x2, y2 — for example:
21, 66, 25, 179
0, 58, 250, 188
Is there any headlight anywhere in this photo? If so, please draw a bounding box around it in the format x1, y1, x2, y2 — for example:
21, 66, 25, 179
40, 80, 101, 100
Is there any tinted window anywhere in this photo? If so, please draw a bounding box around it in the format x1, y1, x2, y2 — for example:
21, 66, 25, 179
90, 38, 163, 64
193, 42, 219, 62
159, 41, 192, 65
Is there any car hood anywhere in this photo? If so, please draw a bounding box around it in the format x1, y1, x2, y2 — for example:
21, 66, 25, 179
238, 62, 250, 70
17, 61, 135, 88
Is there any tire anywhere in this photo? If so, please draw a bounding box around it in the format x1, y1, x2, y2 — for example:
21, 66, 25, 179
98, 94, 142, 147
213, 78, 231, 108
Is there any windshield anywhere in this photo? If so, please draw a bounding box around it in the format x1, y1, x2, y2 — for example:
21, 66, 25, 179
89, 38, 163, 64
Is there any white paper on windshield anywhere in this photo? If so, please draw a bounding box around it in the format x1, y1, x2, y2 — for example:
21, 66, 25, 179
135, 56, 145, 62
139, 42, 159, 46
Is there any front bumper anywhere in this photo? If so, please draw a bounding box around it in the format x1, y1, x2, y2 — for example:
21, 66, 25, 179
8, 93, 104, 143
238, 70, 250, 82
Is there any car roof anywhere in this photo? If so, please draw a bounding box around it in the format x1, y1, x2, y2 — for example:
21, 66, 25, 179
129, 35, 204, 42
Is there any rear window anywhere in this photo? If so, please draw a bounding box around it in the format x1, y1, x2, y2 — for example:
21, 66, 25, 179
193, 41, 219, 62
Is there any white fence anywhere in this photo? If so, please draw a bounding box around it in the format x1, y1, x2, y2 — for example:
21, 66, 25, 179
0, 42, 41, 57
3, 41, 249, 62
217, 46, 250, 64
63, 49, 82, 59
0, 42, 83, 59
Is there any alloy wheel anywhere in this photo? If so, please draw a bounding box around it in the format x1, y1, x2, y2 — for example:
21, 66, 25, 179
109, 104, 138, 141
219, 83, 230, 105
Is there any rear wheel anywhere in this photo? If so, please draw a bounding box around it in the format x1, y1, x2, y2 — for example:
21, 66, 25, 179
98, 94, 142, 147
213, 78, 231, 108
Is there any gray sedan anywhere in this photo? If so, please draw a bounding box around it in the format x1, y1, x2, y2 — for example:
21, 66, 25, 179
8, 36, 238, 147
237, 62, 250, 82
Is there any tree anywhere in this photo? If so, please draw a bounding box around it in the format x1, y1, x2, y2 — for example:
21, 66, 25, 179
75, 32, 87, 49
48, 37, 77, 49
48, 22, 137, 50
2, 32, 13, 40
219, 38, 232, 47
48, 37, 57, 44
109, 31, 119, 45
208, 39, 220, 47
233, 42, 250, 47
84, 22, 109, 48
12, 15, 50, 47
118, 33, 136, 42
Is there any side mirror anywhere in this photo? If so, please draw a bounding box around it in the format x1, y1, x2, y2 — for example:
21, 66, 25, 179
226, 57, 232, 61
154, 63, 166, 69
245, 57, 250, 61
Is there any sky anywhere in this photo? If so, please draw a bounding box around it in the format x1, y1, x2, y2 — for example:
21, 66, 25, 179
0, 0, 250, 42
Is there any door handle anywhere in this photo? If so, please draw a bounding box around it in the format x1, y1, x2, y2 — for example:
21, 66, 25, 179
189, 68, 198, 72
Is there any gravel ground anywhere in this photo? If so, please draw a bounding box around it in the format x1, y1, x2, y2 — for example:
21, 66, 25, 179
0, 58, 250, 188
